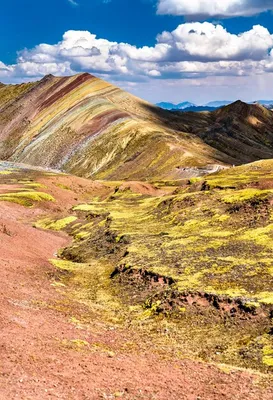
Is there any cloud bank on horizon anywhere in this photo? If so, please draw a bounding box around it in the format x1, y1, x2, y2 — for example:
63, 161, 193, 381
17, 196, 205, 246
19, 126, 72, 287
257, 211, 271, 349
157, 0, 273, 17
1, 0, 273, 102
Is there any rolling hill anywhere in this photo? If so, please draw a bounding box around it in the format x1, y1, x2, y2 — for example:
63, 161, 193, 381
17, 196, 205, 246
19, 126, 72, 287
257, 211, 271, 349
175, 100, 273, 164
0, 73, 226, 181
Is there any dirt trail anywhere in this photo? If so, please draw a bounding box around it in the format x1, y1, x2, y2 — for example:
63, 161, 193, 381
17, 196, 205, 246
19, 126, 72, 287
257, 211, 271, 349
0, 176, 273, 399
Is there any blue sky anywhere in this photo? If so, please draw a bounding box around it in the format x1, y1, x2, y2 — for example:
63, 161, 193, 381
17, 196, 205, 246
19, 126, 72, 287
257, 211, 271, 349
1, 0, 273, 103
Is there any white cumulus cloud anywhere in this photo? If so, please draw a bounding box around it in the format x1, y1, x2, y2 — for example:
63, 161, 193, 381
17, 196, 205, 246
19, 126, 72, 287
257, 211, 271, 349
113, 23, 273, 64
157, 0, 273, 17
1, 22, 273, 102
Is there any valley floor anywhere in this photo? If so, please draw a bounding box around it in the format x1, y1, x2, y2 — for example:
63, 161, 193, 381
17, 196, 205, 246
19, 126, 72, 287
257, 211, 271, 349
0, 163, 272, 399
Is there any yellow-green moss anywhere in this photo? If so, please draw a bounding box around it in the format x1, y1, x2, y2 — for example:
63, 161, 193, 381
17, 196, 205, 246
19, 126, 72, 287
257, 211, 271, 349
221, 189, 272, 204
263, 356, 273, 367
261, 336, 273, 367
0, 191, 55, 206
73, 204, 96, 212
50, 259, 123, 323
216, 214, 230, 222
256, 292, 273, 305
62, 339, 89, 350
75, 231, 90, 240
18, 180, 45, 189
55, 183, 71, 191
240, 224, 273, 248
35, 216, 77, 231
189, 177, 202, 184
244, 301, 260, 310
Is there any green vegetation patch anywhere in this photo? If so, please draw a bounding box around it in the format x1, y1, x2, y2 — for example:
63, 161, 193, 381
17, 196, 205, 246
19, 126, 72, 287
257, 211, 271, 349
73, 204, 96, 212
0, 191, 55, 206
221, 188, 272, 204
260, 335, 273, 367
55, 183, 72, 191
75, 231, 90, 240
50, 259, 123, 323
35, 216, 77, 231
240, 224, 273, 248
18, 180, 45, 189
256, 292, 273, 305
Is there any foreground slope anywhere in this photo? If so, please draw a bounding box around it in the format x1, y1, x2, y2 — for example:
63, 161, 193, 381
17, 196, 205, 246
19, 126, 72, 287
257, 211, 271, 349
56, 159, 273, 372
0, 73, 227, 181
1, 162, 273, 399
1, 161, 273, 376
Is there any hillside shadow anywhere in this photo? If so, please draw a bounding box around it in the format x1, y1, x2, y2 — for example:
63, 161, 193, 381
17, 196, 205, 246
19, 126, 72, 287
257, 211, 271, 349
140, 102, 210, 134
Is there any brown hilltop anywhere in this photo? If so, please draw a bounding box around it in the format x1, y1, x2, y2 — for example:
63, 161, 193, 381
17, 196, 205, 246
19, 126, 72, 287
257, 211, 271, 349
176, 100, 273, 165
214, 100, 272, 121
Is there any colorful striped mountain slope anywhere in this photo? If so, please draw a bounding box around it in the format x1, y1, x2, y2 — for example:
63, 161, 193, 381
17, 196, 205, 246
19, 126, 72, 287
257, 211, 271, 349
2, 73, 273, 180
0, 73, 227, 180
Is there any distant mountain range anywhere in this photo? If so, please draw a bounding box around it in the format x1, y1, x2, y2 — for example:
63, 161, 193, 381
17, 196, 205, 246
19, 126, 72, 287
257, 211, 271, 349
156, 100, 273, 112
205, 101, 232, 108
156, 101, 196, 110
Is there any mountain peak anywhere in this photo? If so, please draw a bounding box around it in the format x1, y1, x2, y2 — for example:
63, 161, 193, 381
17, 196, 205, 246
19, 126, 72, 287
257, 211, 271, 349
39, 74, 56, 84
215, 99, 268, 119
225, 99, 247, 110
39, 72, 95, 84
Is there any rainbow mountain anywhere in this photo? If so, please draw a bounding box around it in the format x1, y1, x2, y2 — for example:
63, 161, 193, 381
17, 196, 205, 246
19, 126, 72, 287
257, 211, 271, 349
1, 73, 273, 180
0, 73, 229, 180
